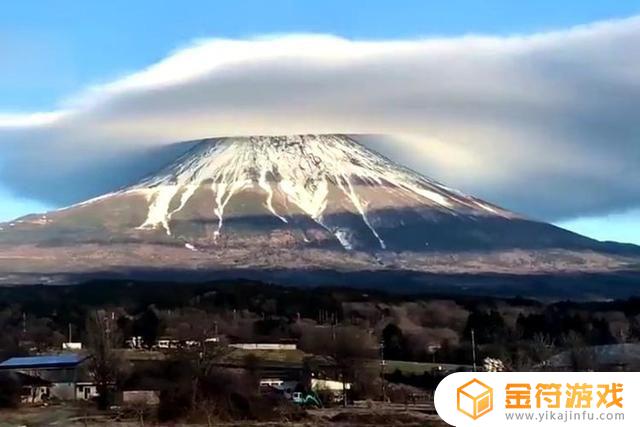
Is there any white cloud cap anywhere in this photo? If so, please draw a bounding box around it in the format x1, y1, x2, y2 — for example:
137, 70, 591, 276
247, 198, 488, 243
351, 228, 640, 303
1, 17, 640, 221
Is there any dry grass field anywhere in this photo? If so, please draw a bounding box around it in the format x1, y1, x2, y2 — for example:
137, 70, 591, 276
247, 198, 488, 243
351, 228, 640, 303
0, 401, 447, 426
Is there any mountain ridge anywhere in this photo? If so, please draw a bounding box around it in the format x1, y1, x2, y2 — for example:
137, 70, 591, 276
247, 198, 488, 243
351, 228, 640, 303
0, 133, 638, 287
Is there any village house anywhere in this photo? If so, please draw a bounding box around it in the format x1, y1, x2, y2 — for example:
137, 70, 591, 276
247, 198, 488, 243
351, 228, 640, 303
0, 354, 98, 401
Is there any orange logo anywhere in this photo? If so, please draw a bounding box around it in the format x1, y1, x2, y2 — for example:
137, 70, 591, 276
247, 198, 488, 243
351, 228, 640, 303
503, 382, 624, 410
457, 378, 493, 420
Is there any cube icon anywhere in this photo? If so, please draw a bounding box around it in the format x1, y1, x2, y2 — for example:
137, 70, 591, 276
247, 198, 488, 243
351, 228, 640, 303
457, 378, 493, 420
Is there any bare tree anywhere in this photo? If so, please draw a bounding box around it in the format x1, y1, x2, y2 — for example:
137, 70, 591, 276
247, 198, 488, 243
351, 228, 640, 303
332, 326, 376, 406
126, 398, 151, 427
86, 310, 123, 410
189, 342, 231, 410
197, 397, 221, 427
531, 333, 555, 363
562, 331, 596, 371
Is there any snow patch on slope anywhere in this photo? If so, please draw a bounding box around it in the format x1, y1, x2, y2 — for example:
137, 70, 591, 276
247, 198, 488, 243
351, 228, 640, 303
100, 134, 516, 249
259, 169, 288, 223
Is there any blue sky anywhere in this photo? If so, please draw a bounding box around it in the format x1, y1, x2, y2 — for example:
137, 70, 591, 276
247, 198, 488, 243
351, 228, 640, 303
3, 1, 639, 112
1, 1, 640, 244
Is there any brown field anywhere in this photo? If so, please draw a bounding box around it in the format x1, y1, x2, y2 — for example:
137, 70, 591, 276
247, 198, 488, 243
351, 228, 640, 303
0, 401, 447, 426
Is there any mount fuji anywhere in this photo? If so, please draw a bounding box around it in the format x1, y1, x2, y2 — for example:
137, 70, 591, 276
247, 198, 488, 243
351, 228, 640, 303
0, 134, 638, 288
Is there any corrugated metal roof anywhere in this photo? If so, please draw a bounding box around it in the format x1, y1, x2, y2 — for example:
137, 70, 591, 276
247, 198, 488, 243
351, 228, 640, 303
0, 353, 88, 369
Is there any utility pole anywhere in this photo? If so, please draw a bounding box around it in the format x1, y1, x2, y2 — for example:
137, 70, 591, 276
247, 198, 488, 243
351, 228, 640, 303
380, 339, 386, 402
471, 329, 477, 372
332, 323, 338, 386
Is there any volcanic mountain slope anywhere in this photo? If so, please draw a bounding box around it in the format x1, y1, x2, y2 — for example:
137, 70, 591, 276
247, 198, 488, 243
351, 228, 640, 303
0, 134, 638, 281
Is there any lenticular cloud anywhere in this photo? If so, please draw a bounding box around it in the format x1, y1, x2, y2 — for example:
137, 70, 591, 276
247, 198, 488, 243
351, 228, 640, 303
1, 17, 640, 221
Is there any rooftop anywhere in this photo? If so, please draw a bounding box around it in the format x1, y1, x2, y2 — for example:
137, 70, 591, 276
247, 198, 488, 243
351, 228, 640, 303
0, 353, 89, 370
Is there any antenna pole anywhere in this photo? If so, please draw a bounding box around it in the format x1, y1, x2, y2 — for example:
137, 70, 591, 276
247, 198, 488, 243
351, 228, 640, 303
471, 329, 477, 372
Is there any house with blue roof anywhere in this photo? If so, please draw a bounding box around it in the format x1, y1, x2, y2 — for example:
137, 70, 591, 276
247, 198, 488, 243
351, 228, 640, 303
0, 353, 98, 401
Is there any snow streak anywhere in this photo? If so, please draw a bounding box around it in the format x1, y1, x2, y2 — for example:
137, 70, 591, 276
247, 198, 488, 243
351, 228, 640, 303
110, 135, 513, 249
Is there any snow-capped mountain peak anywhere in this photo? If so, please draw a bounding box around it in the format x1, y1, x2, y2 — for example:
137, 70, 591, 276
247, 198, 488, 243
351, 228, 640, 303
106, 134, 514, 249
4, 134, 638, 285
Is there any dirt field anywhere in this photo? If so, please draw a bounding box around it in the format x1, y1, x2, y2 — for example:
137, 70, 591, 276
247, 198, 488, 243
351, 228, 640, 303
0, 402, 447, 426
